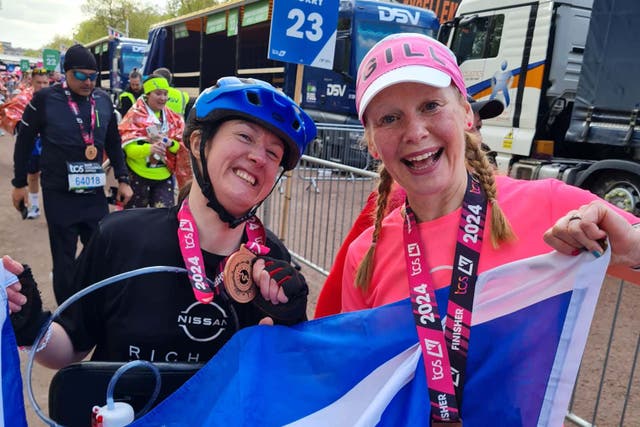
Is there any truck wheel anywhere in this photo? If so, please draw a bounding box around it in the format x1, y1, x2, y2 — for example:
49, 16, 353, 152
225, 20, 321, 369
589, 172, 640, 216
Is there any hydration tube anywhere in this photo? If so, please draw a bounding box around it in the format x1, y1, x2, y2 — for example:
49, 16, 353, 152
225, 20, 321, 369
105, 360, 160, 417
91, 360, 161, 427
26, 265, 240, 427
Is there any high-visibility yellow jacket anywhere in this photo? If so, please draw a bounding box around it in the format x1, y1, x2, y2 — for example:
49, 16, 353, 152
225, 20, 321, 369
166, 87, 189, 116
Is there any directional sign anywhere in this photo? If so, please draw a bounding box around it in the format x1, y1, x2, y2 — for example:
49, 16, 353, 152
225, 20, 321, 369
268, 0, 339, 70
42, 49, 61, 71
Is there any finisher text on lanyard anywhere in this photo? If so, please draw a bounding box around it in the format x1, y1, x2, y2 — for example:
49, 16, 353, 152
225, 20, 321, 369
176, 200, 269, 304
402, 173, 487, 425
63, 82, 97, 160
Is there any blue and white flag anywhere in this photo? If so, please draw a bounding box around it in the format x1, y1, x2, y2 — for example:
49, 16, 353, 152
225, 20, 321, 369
132, 249, 610, 426
107, 26, 127, 39
0, 266, 28, 427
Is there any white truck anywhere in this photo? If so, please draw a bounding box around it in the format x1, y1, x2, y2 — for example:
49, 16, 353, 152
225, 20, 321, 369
440, 0, 640, 214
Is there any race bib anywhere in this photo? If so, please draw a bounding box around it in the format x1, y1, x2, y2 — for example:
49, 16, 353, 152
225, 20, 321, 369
67, 161, 106, 192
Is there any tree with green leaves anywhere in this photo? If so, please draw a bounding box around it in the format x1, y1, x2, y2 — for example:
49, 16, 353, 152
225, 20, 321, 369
75, 0, 168, 43
31, 0, 229, 52
166, 0, 223, 16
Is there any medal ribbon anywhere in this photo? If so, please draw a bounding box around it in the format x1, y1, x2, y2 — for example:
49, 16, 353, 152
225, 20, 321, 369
177, 199, 269, 304
63, 82, 96, 147
402, 173, 487, 423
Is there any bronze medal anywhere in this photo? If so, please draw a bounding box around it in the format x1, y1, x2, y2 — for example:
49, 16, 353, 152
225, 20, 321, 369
85, 144, 98, 160
223, 244, 257, 303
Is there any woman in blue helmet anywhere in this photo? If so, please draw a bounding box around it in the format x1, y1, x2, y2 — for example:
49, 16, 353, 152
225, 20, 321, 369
9, 77, 317, 369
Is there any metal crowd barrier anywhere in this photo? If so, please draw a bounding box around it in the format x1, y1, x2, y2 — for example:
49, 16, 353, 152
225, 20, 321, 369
260, 122, 376, 274
305, 123, 374, 171
565, 276, 640, 426
258, 123, 638, 425
260, 154, 377, 275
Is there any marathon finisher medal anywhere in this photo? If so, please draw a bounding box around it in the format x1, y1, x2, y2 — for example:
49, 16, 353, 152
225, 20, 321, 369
223, 244, 257, 303
85, 144, 98, 160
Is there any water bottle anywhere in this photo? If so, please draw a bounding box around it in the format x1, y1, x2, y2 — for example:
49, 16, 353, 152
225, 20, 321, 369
152, 137, 170, 162
91, 402, 134, 427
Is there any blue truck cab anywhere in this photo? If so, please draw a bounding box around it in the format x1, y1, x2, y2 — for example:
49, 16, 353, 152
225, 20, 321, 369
284, 0, 439, 125
85, 36, 148, 97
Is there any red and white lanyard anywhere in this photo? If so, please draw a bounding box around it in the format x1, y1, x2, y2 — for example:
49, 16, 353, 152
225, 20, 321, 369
402, 173, 487, 424
176, 199, 269, 304
63, 82, 96, 147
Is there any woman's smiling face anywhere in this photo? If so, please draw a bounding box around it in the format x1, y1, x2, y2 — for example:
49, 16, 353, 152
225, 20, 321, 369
147, 89, 168, 112
364, 82, 473, 202
204, 119, 284, 216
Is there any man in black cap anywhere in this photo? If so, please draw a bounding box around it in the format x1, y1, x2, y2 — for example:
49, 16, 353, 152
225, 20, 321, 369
468, 96, 504, 168
11, 44, 133, 304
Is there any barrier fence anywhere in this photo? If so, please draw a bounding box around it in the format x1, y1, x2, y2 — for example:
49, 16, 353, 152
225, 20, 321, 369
565, 276, 640, 426
258, 124, 639, 426
260, 154, 378, 275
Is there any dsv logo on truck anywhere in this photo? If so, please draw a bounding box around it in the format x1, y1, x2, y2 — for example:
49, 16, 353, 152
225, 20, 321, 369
377, 6, 420, 25
326, 84, 346, 96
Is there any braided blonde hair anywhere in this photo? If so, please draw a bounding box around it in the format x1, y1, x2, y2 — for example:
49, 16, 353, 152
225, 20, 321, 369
354, 132, 516, 291
464, 132, 516, 247
354, 166, 394, 289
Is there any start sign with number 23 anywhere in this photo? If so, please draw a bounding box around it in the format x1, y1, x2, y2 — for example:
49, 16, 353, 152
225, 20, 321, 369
268, 0, 339, 70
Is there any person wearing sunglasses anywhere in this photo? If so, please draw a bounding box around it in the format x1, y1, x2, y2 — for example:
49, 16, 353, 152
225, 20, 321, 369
11, 43, 133, 305
31, 68, 49, 76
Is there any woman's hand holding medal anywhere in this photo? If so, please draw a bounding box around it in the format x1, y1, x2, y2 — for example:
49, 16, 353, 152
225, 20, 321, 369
253, 258, 293, 305
252, 256, 309, 326
222, 245, 308, 325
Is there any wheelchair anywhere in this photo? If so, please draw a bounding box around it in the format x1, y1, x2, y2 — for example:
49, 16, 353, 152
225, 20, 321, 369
48, 361, 202, 427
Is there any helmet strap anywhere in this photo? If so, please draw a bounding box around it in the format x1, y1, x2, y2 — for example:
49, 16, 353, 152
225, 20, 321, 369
189, 126, 284, 229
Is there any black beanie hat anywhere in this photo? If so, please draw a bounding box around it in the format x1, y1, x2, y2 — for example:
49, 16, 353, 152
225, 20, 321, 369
63, 44, 97, 72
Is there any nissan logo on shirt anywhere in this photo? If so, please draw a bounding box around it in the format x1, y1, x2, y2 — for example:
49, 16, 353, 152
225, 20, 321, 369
177, 301, 229, 342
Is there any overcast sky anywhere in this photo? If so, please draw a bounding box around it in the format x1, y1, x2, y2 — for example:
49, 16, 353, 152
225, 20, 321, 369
0, 0, 166, 51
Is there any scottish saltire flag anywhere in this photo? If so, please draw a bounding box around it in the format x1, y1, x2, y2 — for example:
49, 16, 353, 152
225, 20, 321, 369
132, 249, 610, 426
0, 267, 28, 427
107, 26, 126, 38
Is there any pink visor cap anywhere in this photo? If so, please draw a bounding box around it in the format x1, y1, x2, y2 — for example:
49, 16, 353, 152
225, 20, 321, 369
355, 33, 467, 122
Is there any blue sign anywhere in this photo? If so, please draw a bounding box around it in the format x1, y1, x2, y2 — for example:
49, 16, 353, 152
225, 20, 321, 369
268, 0, 339, 70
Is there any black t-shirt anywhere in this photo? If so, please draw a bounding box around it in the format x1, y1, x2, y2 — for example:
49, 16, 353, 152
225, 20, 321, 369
57, 206, 300, 363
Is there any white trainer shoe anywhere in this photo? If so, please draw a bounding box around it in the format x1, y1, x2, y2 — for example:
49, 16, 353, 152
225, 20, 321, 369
26, 206, 40, 219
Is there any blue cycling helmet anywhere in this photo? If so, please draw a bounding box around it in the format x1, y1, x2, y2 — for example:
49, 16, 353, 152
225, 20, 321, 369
185, 77, 316, 227
192, 76, 316, 170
